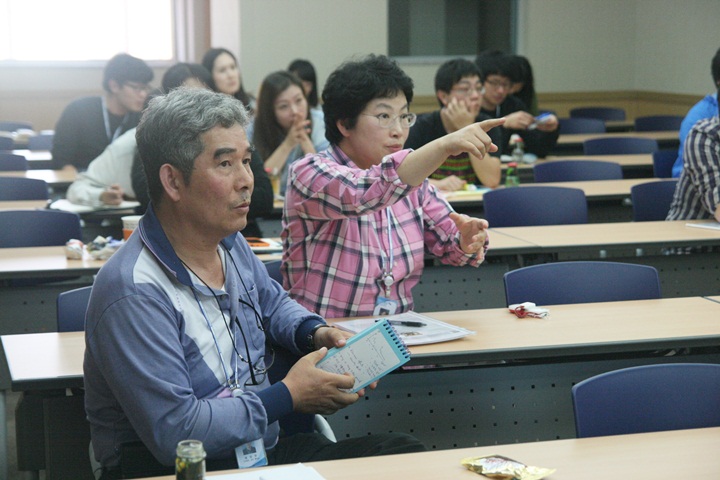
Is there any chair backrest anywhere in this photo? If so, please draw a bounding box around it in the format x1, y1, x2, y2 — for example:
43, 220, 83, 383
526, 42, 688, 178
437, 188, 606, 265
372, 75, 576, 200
558, 117, 606, 134
503, 261, 661, 306
533, 160, 623, 182
0, 120, 33, 132
0, 152, 28, 171
264, 260, 283, 284
634, 115, 683, 132
483, 186, 588, 227
583, 137, 659, 155
572, 363, 720, 438
630, 179, 678, 222
28, 133, 54, 150
57, 286, 93, 332
0, 136, 14, 151
0, 210, 82, 247
0, 177, 48, 200
652, 149, 677, 178
569, 107, 626, 121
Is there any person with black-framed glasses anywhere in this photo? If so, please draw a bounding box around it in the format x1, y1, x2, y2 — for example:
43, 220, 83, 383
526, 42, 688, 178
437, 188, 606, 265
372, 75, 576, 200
84, 87, 425, 480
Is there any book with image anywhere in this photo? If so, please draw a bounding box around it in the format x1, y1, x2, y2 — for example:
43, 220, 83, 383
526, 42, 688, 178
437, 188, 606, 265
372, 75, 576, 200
316, 319, 410, 393
333, 311, 474, 346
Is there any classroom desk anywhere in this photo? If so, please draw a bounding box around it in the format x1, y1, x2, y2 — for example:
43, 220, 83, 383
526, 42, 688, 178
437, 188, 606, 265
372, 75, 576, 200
143, 427, 720, 480
0, 169, 76, 188
4, 297, 720, 478
12, 149, 53, 169
552, 130, 678, 156
0, 200, 48, 211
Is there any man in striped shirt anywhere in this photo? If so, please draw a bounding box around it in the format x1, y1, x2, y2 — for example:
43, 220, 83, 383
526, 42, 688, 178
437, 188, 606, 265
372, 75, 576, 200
282, 55, 504, 319
666, 111, 720, 222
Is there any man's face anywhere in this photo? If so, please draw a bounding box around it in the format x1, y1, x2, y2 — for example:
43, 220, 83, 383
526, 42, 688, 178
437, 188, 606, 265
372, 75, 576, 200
112, 80, 151, 113
440, 75, 483, 111
175, 124, 254, 238
481, 74, 513, 110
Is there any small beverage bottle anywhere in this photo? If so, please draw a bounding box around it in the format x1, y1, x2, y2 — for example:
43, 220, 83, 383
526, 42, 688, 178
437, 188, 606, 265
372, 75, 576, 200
505, 162, 520, 188
176, 439, 206, 480
510, 133, 525, 163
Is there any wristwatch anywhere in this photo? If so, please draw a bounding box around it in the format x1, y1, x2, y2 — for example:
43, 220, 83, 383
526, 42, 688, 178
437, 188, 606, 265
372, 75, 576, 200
307, 324, 334, 351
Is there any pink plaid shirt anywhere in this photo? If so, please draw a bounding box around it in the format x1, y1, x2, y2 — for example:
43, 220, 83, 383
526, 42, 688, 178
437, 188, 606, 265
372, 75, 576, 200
281, 146, 487, 318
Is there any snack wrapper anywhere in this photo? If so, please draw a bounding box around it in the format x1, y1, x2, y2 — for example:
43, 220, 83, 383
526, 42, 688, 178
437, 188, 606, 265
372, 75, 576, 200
86, 235, 124, 260
461, 454, 555, 480
508, 302, 549, 319
65, 239, 84, 260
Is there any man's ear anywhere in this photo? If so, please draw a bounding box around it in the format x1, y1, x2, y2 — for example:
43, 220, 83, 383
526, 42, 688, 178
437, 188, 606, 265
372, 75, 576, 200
159, 164, 183, 202
108, 79, 121, 94
437, 90, 450, 107
336, 119, 352, 138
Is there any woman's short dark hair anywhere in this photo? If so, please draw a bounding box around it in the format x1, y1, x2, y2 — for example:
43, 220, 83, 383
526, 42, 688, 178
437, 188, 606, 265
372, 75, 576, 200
322, 54, 414, 146
102, 53, 153, 92
201, 47, 254, 112
161, 63, 212, 93
253, 71, 309, 160
288, 59, 319, 108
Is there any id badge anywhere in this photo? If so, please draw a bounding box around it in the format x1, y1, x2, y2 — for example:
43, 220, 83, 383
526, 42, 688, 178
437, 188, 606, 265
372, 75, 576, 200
373, 296, 398, 316
235, 438, 267, 468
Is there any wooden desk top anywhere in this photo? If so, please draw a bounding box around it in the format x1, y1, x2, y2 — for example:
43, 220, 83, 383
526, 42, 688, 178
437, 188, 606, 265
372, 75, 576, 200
557, 130, 678, 145
0, 168, 76, 187
542, 153, 653, 167
12, 149, 52, 162
0, 245, 106, 279
493, 219, 720, 251
141, 427, 720, 479
0, 200, 48, 211
7, 297, 720, 389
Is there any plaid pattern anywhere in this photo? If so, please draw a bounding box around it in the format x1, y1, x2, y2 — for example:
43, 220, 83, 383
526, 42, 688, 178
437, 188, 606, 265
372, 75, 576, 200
667, 117, 720, 220
282, 146, 485, 318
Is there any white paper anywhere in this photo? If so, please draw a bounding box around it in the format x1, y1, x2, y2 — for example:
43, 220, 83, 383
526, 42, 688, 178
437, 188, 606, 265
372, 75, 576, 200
210, 463, 326, 480
333, 311, 474, 346
685, 221, 720, 231
247, 238, 283, 253
50, 198, 140, 213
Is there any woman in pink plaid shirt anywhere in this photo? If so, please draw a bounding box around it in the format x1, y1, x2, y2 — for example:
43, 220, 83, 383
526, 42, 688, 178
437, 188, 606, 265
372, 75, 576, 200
282, 54, 504, 319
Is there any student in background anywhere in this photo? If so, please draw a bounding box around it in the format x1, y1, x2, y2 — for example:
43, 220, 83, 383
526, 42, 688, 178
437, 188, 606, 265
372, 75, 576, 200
672, 46, 720, 178
405, 58, 501, 191
52, 53, 153, 171
288, 59, 321, 111
283, 54, 502, 318
250, 71, 329, 196
84, 87, 424, 478
507, 54, 539, 115
66, 63, 211, 208
475, 50, 559, 158
666, 90, 720, 222
202, 47, 256, 114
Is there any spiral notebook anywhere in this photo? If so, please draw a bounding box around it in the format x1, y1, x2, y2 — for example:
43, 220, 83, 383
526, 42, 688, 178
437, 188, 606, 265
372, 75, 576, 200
316, 319, 411, 393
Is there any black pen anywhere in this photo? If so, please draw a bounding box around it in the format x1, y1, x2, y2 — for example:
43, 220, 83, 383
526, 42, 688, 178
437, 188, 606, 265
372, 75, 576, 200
377, 319, 426, 328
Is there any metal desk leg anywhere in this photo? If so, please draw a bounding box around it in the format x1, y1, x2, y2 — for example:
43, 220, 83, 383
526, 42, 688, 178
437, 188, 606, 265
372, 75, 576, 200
1, 389, 7, 480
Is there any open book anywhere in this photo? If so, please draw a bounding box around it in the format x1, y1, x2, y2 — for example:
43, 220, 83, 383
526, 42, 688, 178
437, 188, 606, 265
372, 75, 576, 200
333, 311, 474, 346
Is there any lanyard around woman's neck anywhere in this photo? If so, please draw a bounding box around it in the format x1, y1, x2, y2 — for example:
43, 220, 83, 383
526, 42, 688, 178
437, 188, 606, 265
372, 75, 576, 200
101, 96, 127, 143
377, 208, 395, 297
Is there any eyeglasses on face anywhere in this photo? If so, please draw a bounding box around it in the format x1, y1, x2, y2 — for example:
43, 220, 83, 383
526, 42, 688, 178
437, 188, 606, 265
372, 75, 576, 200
451, 83, 484, 97
124, 81, 152, 93
484, 78, 513, 91
361, 112, 417, 129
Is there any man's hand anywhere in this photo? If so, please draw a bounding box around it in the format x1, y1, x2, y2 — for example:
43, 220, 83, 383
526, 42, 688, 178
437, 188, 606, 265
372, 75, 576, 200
503, 111, 536, 130
100, 184, 124, 205
450, 212, 489, 255
441, 97, 479, 133
535, 113, 559, 132
282, 348, 365, 415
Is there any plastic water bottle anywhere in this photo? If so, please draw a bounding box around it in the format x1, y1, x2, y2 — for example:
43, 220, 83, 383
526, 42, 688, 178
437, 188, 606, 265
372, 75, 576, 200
505, 162, 520, 188
176, 439, 206, 480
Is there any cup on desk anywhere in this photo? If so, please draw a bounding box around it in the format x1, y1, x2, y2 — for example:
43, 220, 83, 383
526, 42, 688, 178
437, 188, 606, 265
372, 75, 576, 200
265, 167, 281, 199
121, 215, 142, 241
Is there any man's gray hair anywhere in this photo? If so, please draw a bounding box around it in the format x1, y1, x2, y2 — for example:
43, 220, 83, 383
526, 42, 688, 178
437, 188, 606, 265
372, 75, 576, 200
136, 87, 250, 206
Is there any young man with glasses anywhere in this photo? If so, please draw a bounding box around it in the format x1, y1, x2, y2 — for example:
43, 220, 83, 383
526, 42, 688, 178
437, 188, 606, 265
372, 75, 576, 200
405, 58, 502, 191
475, 51, 559, 158
52, 53, 153, 171
282, 55, 503, 319
84, 87, 425, 479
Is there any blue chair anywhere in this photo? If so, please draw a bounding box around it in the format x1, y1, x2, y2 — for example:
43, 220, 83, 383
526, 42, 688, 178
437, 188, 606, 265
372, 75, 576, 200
634, 115, 683, 132
558, 117, 606, 134
572, 363, 720, 438
0, 177, 48, 200
630, 179, 678, 222
57, 286, 93, 332
483, 186, 588, 227
570, 107, 626, 121
583, 137, 659, 155
0, 136, 14, 151
264, 259, 282, 284
652, 149, 677, 178
0, 152, 28, 171
533, 160, 622, 182
503, 261, 661, 306
0, 120, 33, 132
28, 133, 54, 150
0, 210, 82, 248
